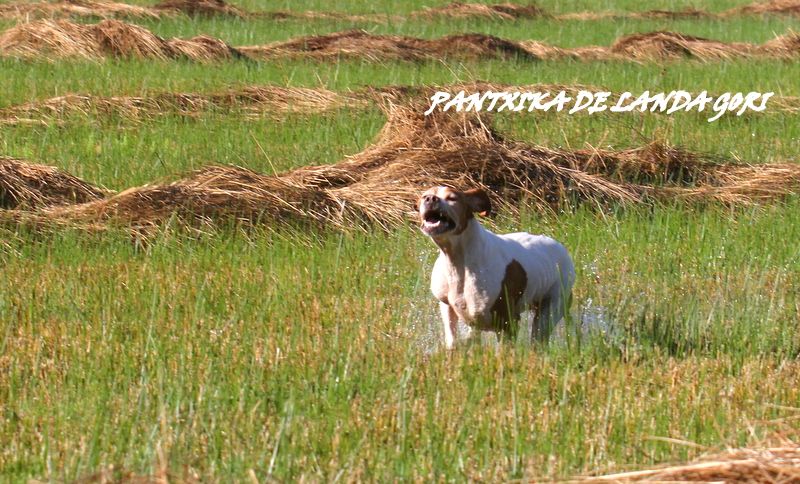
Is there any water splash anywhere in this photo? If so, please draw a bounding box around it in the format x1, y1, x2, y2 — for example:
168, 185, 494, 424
411, 296, 621, 354
552, 297, 623, 347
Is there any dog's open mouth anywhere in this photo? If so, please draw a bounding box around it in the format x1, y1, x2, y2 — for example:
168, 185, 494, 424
421, 208, 455, 235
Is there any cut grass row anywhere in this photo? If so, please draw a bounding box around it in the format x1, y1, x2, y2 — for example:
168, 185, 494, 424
4, 18, 800, 63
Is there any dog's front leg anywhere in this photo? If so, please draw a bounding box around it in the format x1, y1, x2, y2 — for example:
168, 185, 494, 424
439, 302, 459, 349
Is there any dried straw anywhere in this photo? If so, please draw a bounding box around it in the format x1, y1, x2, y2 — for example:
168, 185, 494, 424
239, 30, 545, 62
610, 31, 756, 61
726, 0, 800, 16
4, 1, 800, 23
0, 157, 108, 209
412, 2, 549, 20
0, 0, 246, 21
574, 443, 800, 482
0, 19, 245, 62
557, 7, 712, 21
0, 0, 161, 20
241, 29, 797, 63
2, 20, 799, 64
153, 0, 245, 17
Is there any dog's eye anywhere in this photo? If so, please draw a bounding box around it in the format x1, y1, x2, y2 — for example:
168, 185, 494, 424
445, 195, 457, 201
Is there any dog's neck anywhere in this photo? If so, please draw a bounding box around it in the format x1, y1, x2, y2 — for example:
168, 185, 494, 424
432, 218, 488, 268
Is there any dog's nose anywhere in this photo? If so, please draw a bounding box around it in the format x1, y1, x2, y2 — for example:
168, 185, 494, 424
422, 194, 439, 204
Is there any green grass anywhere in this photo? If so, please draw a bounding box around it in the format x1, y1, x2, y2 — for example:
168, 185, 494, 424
2, 205, 799, 480
2, 1, 800, 481
0, 109, 387, 187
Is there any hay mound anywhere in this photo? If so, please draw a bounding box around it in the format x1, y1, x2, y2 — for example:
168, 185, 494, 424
242, 29, 540, 61
241, 29, 795, 63
729, 0, 800, 15
610, 31, 754, 60
154, 0, 244, 17
0, 157, 107, 209
0, 0, 161, 20
558, 8, 712, 21
262, 9, 386, 22
2, 22, 797, 63
760, 31, 800, 55
633, 8, 710, 19
579, 444, 800, 482
41, 103, 634, 228
1, 99, 793, 232
0, 19, 244, 61
414, 2, 548, 20
168, 34, 247, 60
241, 30, 431, 62
430, 33, 540, 59
258, 1, 548, 22
3, 1, 800, 23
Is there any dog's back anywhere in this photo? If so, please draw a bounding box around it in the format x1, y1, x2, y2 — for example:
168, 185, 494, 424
497, 232, 575, 305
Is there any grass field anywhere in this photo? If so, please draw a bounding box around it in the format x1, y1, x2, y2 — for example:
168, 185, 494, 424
2, 0, 800, 481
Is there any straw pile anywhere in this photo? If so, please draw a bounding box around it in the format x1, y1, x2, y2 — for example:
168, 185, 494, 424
153, 0, 245, 17
761, 31, 800, 56
0, 0, 381, 22
0, 19, 245, 61
0, 0, 248, 20
264, 0, 800, 22
412, 2, 548, 20
261, 9, 386, 22
240, 29, 540, 62
242, 30, 538, 62
2, 98, 799, 232
610, 31, 756, 61
30, 102, 632, 229
2, 20, 799, 63
4, 1, 800, 22
558, 7, 712, 21
0, 0, 161, 20
572, 143, 800, 204
577, 444, 800, 482
727, 0, 800, 16
241, 29, 797, 63
628, 7, 711, 19
0, 157, 107, 209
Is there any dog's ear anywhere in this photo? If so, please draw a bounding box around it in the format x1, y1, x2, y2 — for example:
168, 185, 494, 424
463, 188, 491, 217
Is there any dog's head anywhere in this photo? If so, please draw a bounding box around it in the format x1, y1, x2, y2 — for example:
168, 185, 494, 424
415, 186, 491, 238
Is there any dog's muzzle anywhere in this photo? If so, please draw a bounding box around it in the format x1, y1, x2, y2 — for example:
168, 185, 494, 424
420, 201, 455, 236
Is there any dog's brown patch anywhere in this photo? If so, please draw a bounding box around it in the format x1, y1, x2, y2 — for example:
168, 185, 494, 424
490, 259, 527, 327
463, 188, 491, 216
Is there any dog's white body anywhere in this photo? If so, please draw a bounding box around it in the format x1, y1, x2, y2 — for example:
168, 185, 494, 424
417, 186, 574, 348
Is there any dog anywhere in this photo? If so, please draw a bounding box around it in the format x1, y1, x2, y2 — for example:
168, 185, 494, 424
416, 186, 575, 348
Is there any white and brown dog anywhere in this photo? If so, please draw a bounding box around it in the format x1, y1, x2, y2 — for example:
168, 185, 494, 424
417, 186, 575, 348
